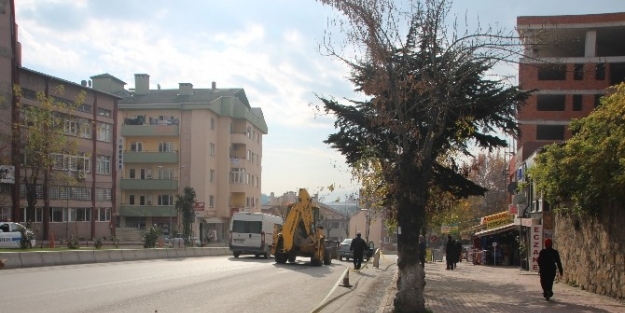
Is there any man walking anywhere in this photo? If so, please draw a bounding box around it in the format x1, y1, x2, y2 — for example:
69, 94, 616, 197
350, 231, 368, 270
445, 235, 456, 270
537, 238, 563, 300
418, 235, 426, 267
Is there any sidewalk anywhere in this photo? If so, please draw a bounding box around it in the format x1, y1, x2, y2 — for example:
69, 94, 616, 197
379, 260, 625, 313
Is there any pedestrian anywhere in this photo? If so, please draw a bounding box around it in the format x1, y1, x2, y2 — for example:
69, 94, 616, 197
445, 235, 456, 270
537, 238, 563, 301
350, 231, 368, 270
418, 235, 426, 267
454, 237, 462, 268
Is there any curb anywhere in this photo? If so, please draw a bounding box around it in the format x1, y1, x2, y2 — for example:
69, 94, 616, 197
376, 267, 398, 313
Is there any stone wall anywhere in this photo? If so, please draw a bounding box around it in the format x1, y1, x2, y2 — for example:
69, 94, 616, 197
554, 207, 625, 299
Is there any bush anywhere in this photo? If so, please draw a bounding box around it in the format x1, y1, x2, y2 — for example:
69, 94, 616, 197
19, 228, 35, 249
143, 225, 161, 248
66, 235, 80, 249
110, 236, 119, 248
93, 237, 103, 249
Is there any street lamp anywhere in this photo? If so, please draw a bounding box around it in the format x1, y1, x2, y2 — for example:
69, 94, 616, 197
66, 168, 71, 240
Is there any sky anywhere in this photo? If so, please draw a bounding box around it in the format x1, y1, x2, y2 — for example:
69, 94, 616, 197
14, 0, 625, 203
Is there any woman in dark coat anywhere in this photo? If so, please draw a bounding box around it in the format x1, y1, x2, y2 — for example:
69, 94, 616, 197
537, 238, 563, 300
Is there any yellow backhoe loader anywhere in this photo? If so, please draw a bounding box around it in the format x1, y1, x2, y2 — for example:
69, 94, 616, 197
271, 188, 331, 266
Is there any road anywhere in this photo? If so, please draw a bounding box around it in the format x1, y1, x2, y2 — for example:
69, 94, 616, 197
0, 255, 355, 313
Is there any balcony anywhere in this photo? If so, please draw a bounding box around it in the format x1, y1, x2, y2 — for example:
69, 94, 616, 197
119, 205, 176, 217
123, 151, 179, 163
231, 132, 249, 144
120, 179, 178, 191
121, 124, 179, 137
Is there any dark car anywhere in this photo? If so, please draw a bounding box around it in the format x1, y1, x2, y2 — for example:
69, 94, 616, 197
338, 239, 353, 261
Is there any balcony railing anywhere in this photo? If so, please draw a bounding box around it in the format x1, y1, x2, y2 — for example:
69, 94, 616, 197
121, 124, 179, 137
120, 179, 178, 191
123, 151, 179, 163
119, 205, 176, 217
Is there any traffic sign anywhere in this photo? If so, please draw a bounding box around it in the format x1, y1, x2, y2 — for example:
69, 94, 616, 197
430, 235, 438, 242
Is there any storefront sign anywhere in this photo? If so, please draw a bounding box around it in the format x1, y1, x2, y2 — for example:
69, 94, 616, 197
530, 225, 543, 273
117, 138, 124, 170
508, 204, 518, 215
482, 211, 513, 229
440, 224, 458, 234
194, 202, 205, 211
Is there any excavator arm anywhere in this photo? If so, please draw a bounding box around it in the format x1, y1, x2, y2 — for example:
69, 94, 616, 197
275, 188, 314, 252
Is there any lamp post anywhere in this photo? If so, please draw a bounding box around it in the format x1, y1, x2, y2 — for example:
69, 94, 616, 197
66, 168, 71, 241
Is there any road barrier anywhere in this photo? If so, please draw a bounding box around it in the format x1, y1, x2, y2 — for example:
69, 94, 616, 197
0, 247, 231, 269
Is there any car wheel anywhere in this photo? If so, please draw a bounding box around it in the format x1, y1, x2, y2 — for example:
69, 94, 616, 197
339, 256, 343, 261
233, 252, 240, 258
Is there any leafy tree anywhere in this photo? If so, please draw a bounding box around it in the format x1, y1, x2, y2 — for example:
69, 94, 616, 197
175, 186, 197, 245
464, 152, 510, 216
316, 0, 529, 311
13, 85, 84, 239
529, 83, 625, 215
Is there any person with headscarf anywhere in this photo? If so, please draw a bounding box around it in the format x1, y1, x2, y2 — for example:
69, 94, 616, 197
537, 238, 563, 300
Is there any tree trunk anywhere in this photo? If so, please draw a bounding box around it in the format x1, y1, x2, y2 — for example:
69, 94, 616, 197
394, 256, 426, 312
42, 168, 49, 240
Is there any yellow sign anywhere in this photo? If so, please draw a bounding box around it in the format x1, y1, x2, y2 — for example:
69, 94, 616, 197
482, 211, 513, 230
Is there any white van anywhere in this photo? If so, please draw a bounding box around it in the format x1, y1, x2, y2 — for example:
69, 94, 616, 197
229, 212, 283, 259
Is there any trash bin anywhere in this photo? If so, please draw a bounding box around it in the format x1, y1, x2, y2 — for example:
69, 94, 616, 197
431, 249, 444, 262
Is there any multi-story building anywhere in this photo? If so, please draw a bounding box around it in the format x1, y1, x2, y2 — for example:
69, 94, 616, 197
92, 74, 267, 243
1, 1, 119, 241
511, 12, 625, 271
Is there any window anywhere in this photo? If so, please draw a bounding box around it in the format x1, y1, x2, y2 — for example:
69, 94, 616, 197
50, 207, 65, 222
596, 63, 606, 80
23, 207, 43, 223
158, 195, 174, 206
536, 125, 565, 140
230, 168, 246, 184
97, 108, 111, 117
159, 168, 174, 179
537, 64, 566, 80
52, 153, 90, 172
129, 169, 136, 179
573, 95, 583, 111
573, 64, 584, 80
96, 155, 111, 174
246, 126, 252, 138
247, 150, 251, 161
77, 104, 92, 113
210, 169, 215, 182
96, 208, 111, 221
232, 220, 263, 233
129, 195, 135, 205
209, 195, 214, 208
130, 142, 143, 152
0, 207, 10, 221
210, 143, 215, 156
595, 94, 603, 108
536, 95, 565, 111
158, 142, 175, 152
95, 188, 112, 201
211, 118, 215, 130
75, 208, 91, 221
97, 122, 112, 142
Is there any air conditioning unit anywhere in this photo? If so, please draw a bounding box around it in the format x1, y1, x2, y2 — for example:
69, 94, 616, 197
78, 170, 86, 179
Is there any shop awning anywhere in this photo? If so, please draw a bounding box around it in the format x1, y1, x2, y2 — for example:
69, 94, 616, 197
202, 217, 223, 224
473, 223, 517, 237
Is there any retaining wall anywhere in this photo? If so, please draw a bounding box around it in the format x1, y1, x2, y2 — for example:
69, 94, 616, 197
0, 247, 231, 269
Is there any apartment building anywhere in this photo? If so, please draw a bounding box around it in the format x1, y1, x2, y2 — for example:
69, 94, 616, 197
92, 74, 267, 243
1, 1, 119, 241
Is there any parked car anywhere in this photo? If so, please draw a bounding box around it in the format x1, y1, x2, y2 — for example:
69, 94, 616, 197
338, 239, 353, 261
169, 234, 200, 247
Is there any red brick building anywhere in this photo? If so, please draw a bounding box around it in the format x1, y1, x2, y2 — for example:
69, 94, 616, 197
515, 12, 625, 162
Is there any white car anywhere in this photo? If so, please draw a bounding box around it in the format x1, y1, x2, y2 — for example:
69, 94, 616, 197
0, 222, 35, 248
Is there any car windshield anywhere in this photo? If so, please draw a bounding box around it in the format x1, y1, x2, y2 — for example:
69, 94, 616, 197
341, 239, 352, 245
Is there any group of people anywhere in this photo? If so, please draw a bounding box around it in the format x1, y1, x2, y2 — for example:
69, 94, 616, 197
445, 235, 463, 270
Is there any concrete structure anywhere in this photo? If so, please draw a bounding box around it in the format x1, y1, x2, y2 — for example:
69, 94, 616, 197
1, 0, 120, 241
92, 74, 267, 243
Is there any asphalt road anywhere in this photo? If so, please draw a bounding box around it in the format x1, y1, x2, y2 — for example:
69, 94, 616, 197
0, 255, 353, 313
